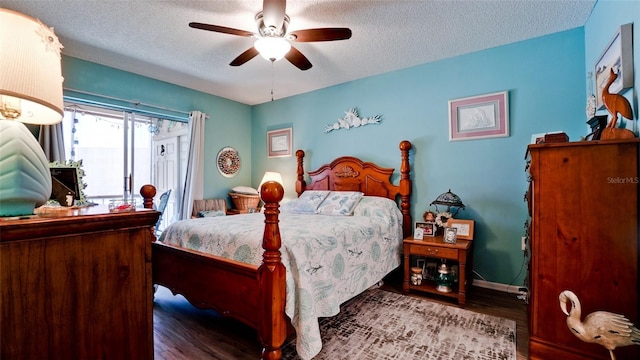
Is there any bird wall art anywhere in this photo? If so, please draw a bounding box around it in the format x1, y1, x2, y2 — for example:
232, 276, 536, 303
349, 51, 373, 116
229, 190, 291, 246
559, 290, 640, 360
601, 68, 635, 140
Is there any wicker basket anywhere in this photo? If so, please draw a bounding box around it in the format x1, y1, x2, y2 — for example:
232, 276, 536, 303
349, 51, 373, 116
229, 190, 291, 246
229, 192, 260, 210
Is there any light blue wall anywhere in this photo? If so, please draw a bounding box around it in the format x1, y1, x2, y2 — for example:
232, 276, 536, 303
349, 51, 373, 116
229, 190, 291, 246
252, 28, 587, 286
57, 0, 639, 286
61, 56, 253, 200
585, 0, 639, 130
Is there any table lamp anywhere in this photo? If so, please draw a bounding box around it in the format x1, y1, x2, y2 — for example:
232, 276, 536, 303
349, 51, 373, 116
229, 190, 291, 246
0, 9, 64, 216
259, 171, 283, 191
430, 189, 465, 217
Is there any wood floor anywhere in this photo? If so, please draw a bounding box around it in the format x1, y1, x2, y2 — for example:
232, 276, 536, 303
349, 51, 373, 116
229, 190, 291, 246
153, 276, 529, 360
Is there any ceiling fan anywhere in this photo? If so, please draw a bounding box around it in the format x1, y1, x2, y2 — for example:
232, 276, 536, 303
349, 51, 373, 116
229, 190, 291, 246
189, 0, 352, 71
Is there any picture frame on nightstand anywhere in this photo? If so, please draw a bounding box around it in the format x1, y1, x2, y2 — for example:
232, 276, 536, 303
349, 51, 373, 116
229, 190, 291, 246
415, 221, 435, 239
424, 260, 438, 280
443, 227, 458, 244
446, 219, 475, 240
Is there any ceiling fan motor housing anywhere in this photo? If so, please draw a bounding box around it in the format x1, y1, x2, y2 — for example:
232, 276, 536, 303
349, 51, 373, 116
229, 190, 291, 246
255, 11, 289, 37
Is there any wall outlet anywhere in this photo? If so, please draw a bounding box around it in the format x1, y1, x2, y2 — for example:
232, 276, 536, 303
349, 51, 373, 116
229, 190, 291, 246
521, 236, 527, 251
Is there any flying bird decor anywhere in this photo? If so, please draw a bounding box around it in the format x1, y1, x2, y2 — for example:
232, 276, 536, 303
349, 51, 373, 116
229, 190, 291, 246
559, 290, 640, 360
600, 68, 635, 140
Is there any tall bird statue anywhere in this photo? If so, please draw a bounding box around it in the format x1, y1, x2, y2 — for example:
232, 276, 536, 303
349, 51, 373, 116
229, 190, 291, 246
601, 68, 635, 140
559, 290, 640, 359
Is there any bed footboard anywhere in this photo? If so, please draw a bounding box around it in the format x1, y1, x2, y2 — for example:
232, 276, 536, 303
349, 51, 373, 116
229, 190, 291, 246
152, 243, 261, 327
141, 182, 287, 360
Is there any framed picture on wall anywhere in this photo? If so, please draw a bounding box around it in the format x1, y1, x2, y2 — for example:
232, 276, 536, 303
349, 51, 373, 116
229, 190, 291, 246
594, 23, 634, 109
267, 127, 292, 158
448, 91, 509, 141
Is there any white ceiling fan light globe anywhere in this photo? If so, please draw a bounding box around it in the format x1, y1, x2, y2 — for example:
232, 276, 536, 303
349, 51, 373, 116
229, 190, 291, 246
254, 37, 291, 62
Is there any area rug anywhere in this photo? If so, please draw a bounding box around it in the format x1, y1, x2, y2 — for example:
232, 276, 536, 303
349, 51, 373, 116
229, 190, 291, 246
281, 288, 516, 360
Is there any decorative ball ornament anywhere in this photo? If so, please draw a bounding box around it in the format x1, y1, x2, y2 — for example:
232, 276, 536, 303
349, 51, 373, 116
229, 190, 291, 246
216, 147, 240, 178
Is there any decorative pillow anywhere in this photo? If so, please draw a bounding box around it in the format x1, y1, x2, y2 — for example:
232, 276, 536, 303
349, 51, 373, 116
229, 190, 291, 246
280, 190, 331, 214
352, 196, 402, 218
316, 191, 364, 216
231, 186, 259, 195
197, 209, 226, 218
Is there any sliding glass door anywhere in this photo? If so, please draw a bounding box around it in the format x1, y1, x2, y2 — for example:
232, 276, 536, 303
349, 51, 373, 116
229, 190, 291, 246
62, 105, 152, 205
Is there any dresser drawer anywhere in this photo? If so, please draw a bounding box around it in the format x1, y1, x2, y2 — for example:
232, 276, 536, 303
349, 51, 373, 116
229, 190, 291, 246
408, 244, 458, 259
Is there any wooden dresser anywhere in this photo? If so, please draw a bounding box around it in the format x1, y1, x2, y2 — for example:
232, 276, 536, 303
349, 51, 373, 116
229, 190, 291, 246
0, 206, 159, 360
526, 139, 639, 360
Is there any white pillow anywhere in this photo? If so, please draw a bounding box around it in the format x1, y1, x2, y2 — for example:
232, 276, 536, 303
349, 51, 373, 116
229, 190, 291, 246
316, 191, 364, 216
232, 186, 259, 195
280, 190, 331, 214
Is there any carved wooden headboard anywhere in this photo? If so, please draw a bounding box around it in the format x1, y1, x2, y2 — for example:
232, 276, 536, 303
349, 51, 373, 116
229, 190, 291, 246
294, 140, 412, 236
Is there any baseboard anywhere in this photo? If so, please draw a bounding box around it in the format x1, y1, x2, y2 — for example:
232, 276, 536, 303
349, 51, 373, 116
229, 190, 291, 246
472, 279, 527, 295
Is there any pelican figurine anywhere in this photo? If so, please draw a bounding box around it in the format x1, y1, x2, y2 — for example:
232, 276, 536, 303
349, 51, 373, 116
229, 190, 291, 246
559, 290, 640, 359
600, 68, 635, 139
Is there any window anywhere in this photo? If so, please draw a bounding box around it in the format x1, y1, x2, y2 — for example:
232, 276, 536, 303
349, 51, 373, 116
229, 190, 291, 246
62, 104, 153, 205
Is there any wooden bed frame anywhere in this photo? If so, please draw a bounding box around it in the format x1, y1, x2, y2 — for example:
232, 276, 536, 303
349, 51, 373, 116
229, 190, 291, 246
143, 140, 412, 360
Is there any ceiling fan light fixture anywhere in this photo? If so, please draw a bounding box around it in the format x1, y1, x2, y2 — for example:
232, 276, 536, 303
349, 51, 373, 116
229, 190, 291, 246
254, 37, 291, 62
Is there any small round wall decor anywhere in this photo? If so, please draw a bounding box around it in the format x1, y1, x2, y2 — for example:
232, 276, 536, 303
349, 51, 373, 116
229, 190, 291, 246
216, 146, 240, 178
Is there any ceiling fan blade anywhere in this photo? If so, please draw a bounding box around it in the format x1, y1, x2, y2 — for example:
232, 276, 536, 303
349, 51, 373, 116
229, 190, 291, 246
230, 47, 259, 66
289, 28, 352, 42
285, 46, 312, 71
262, 0, 286, 30
189, 22, 255, 37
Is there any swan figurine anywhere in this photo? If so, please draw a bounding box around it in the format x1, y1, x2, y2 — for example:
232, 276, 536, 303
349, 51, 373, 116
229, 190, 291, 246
559, 290, 640, 359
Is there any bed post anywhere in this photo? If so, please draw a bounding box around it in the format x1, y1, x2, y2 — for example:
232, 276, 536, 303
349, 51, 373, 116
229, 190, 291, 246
295, 149, 306, 197
140, 184, 158, 240
258, 181, 286, 360
399, 140, 412, 238
140, 184, 157, 209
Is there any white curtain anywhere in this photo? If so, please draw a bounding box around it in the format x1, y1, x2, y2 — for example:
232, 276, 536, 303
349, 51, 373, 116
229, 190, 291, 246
38, 123, 66, 162
178, 111, 206, 220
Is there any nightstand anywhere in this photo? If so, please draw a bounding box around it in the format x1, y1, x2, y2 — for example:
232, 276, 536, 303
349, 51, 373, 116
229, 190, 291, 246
403, 236, 473, 306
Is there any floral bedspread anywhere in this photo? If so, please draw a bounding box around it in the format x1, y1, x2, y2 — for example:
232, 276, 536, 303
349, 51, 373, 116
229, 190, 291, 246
158, 196, 403, 359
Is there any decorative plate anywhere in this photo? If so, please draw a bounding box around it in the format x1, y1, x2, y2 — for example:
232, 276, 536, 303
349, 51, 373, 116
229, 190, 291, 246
216, 147, 240, 178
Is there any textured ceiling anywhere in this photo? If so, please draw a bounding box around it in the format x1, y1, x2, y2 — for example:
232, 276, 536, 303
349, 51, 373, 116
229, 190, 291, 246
0, 0, 595, 105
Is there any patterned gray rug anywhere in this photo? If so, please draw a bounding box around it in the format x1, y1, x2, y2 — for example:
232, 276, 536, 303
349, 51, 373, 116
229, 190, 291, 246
282, 288, 516, 359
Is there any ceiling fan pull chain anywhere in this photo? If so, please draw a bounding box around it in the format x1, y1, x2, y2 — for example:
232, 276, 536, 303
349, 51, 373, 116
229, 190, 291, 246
271, 59, 275, 101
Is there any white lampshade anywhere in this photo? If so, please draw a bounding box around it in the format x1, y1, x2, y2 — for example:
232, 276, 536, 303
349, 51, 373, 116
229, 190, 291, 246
0, 8, 64, 124
254, 37, 291, 62
259, 171, 283, 192
0, 9, 64, 216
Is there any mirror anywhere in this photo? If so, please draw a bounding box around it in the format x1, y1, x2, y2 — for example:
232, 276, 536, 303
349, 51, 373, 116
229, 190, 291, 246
49, 160, 89, 206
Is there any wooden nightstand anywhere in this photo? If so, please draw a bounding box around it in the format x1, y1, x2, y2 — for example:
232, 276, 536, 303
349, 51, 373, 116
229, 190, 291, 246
403, 236, 473, 306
